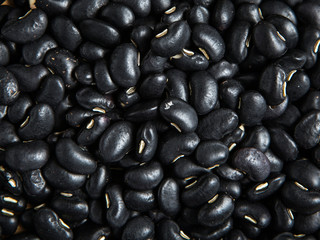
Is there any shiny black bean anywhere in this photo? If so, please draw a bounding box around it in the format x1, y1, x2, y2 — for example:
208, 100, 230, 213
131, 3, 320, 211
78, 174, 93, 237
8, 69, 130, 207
225, 229, 247, 240
70, 0, 108, 22
260, 0, 297, 24
112, 0, 151, 17
36, 75, 65, 107
1, 9, 48, 44
150, 0, 171, 14
55, 138, 97, 174
219, 79, 244, 110
247, 173, 286, 201
21, 169, 47, 197
171, 50, 209, 72
44, 48, 78, 89
0, 120, 19, 148
0, 67, 19, 105
122, 216, 154, 240
124, 189, 155, 212
238, 90, 267, 126
22, 34, 57, 66
100, 3, 135, 30
0, 40, 10, 66
157, 178, 180, 216
296, 1, 320, 29
235, 3, 261, 25
32, 0, 71, 15
182, 173, 220, 208
151, 20, 191, 57
0, 166, 23, 195
139, 73, 166, 99
259, 64, 287, 106
76, 87, 114, 112
124, 161, 163, 190
187, 5, 209, 25
135, 121, 158, 162
160, 97, 198, 133
299, 27, 320, 69
198, 193, 234, 227
262, 99, 288, 121
130, 25, 153, 55
192, 23, 225, 62
99, 121, 134, 163
157, 219, 186, 240
281, 180, 320, 214
294, 110, 320, 149
219, 180, 241, 199
85, 165, 109, 199
166, 69, 189, 102
299, 90, 320, 114
65, 107, 98, 128
286, 159, 320, 191
264, 149, 283, 173
125, 99, 160, 122
294, 210, 320, 234
74, 223, 110, 240
117, 87, 141, 109
105, 184, 130, 228
241, 126, 270, 153
18, 103, 54, 140
190, 71, 218, 115
272, 104, 301, 130
197, 108, 239, 140
211, 0, 234, 31
141, 50, 168, 75
43, 159, 86, 190
216, 164, 245, 181
208, 60, 239, 81
89, 199, 106, 225
286, 71, 310, 102
50, 193, 88, 224
110, 43, 140, 88
158, 131, 200, 165
235, 200, 271, 228
172, 157, 208, 179
226, 21, 251, 64
161, 2, 190, 24
195, 140, 228, 168
239, 46, 267, 72
74, 63, 93, 86
232, 148, 270, 182
50, 16, 81, 51
0, 210, 18, 235
79, 41, 108, 62
5, 140, 49, 172
94, 59, 118, 94
273, 198, 294, 232
266, 15, 298, 49
275, 49, 307, 74
0, 192, 26, 212
34, 207, 73, 240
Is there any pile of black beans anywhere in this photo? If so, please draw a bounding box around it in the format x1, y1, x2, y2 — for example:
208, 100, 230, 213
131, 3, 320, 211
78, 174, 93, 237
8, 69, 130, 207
0, 0, 320, 239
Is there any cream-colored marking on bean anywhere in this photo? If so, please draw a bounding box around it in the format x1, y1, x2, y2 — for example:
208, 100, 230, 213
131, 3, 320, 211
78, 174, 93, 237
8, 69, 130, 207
286, 69, 297, 82
199, 48, 210, 60
130, 39, 137, 48
120, 102, 126, 107
165, 6, 176, 14
59, 218, 70, 229
294, 181, 308, 191
20, 116, 30, 128
60, 192, 73, 197
277, 31, 286, 42
92, 107, 106, 113
126, 86, 136, 95
19, 9, 32, 20
170, 53, 183, 60
228, 143, 237, 151
164, 101, 174, 110
34, 203, 46, 210
47, 67, 55, 74
207, 164, 220, 170
245, 35, 251, 48
3, 196, 18, 204
0, 147, 5, 151
238, 97, 241, 109
137, 52, 141, 66
282, 81, 287, 97
29, 0, 36, 9
138, 140, 146, 154
0, 166, 5, 171
86, 119, 95, 129
170, 122, 182, 132
294, 234, 306, 238
184, 176, 197, 181
258, 8, 264, 19
182, 49, 194, 56
287, 208, 294, 220
208, 194, 219, 204
185, 180, 197, 189
1, 208, 14, 216
98, 236, 106, 240
156, 29, 168, 38
244, 215, 257, 224
105, 193, 110, 208
180, 230, 190, 240
314, 39, 320, 53
8, 179, 16, 188
172, 154, 184, 163
255, 182, 268, 192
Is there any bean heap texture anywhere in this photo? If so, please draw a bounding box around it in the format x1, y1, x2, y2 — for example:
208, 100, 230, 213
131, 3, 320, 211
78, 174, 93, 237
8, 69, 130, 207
0, 0, 320, 239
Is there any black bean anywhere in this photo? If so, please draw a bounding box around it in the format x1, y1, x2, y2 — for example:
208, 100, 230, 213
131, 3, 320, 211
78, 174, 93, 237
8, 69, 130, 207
0, 192, 26, 212
166, 69, 189, 102
135, 121, 158, 162
286, 71, 310, 102
79, 42, 108, 62
232, 148, 270, 182
260, 0, 297, 24
113, 0, 151, 17
273, 198, 294, 232
294, 210, 320, 234
272, 103, 301, 130
139, 73, 166, 99
125, 99, 160, 122
124, 161, 163, 190
192, 23, 225, 62
197, 108, 239, 140
0, 67, 19, 105
0, 210, 18, 235
74, 222, 111, 240
235, 3, 261, 26
195, 140, 228, 168
161, 2, 190, 24
5, 140, 49, 172
124, 189, 155, 212
219, 79, 244, 111
157, 219, 186, 240
299, 90, 320, 114
34, 207, 73, 240
296, 1, 320, 29
151, 20, 191, 57
294, 110, 320, 149
21, 169, 47, 197
208, 60, 239, 81
33, 0, 71, 15
1, 9, 48, 44
0, 40, 10, 66
130, 25, 153, 55
89, 199, 106, 225
65, 107, 98, 128
93, 59, 118, 94
216, 164, 245, 181
299, 27, 320, 69
0, 166, 23, 195
70, 0, 108, 22
187, 5, 209, 25
241, 126, 270, 153
150, 0, 172, 14
172, 157, 208, 179
36, 75, 65, 107
99, 121, 134, 163
122, 215, 155, 240
171, 50, 209, 72
158, 131, 200, 165
43, 159, 86, 190
211, 0, 235, 31
0, 120, 19, 148
157, 178, 180, 216
141, 50, 168, 75
219, 180, 242, 199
